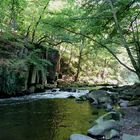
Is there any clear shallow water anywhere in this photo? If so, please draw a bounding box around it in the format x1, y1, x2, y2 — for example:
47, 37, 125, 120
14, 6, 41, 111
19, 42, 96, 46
0, 91, 104, 140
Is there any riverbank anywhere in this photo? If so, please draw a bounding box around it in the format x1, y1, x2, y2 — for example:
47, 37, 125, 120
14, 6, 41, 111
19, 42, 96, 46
69, 83, 140, 140
119, 106, 140, 135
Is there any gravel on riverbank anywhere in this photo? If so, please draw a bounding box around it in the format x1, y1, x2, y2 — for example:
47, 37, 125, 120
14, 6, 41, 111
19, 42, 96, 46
112, 106, 140, 140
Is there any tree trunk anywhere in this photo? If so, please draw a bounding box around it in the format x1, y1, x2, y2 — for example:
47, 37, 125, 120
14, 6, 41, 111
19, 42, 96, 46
108, 0, 139, 79
74, 50, 82, 82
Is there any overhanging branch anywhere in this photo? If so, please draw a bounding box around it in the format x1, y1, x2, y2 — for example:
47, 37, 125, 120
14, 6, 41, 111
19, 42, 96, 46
45, 22, 136, 73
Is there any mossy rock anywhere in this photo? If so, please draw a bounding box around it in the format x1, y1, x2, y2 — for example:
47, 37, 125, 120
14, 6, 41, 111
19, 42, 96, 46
87, 90, 113, 104
101, 112, 122, 122
128, 100, 140, 106
0, 63, 27, 97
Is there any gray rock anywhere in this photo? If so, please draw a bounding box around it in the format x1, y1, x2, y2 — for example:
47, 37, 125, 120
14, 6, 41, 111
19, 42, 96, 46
122, 133, 140, 140
76, 96, 87, 101
104, 129, 120, 139
91, 98, 99, 105
105, 104, 113, 111
69, 134, 96, 140
88, 120, 121, 136
87, 90, 112, 104
96, 112, 122, 123
87, 112, 122, 139
119, 99, 129, 107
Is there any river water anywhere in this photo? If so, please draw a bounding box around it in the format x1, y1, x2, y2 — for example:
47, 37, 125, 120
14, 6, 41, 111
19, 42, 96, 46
0, 90, 104, 140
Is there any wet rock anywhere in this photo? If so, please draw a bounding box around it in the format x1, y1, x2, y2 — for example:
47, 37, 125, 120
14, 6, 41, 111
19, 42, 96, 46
105, 104, 113, 112
104, 129, 120, 140
122, 133, 140, 140
91, 99, 98, 105
87, 90, 113, 105
98, 112, 122, 122
69, 134, 96, 140
76, 95, 87, 101
119, 99, 129, 108
87, 112, 122, 139
51, 88, 60, 92
88, 120, 121, 136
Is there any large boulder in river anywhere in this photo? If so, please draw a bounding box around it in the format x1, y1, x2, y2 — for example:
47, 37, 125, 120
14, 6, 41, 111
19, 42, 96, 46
87, 112, 122, 139
87, 90, 115, 106
119, 99, 129, 107
88, 120, 121, 136
69, 134, 96, 140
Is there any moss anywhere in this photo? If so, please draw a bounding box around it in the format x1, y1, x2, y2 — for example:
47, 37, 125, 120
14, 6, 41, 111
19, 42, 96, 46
0, 62, 27, 97
0, 36, 60, 97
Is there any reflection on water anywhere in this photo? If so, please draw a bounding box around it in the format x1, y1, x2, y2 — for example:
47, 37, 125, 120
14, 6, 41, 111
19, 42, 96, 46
0, 99, 103, 140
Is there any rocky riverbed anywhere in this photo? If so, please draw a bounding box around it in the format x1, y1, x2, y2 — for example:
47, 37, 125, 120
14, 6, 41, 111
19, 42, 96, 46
69, 83, 140, 140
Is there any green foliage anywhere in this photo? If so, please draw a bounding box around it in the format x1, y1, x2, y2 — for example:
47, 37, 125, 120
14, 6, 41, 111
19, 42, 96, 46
0, 65, 16, 95
0, 0, 139, 92
26, 49, 52, 70
0, 61, 26, 96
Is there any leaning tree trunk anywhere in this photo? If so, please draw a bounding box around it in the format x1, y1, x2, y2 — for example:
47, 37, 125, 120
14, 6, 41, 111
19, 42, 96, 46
108, 0, 140, 81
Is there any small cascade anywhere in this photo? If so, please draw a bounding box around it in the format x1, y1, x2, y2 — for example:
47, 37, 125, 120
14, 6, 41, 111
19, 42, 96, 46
0, 89, 89, 105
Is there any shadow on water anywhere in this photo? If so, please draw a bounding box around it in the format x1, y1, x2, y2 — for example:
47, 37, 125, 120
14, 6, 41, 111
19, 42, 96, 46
0, 98, 105, 140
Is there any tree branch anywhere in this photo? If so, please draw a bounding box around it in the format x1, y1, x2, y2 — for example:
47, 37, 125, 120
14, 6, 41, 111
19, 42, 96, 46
108, 0, 138, 71
25, 24, 32, 38
31, 0, 50, 43
44, 21, 136, 73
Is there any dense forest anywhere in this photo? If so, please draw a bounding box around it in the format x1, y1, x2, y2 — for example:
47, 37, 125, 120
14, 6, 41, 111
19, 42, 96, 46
0, 0, 139, 97
0, 1, 140, 140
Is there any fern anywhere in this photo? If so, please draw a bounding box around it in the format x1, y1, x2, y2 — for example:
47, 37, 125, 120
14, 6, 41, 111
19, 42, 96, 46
26, 49, 52, 71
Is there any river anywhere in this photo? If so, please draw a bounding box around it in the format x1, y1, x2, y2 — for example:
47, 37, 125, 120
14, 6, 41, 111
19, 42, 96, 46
0, 90, 104, 140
